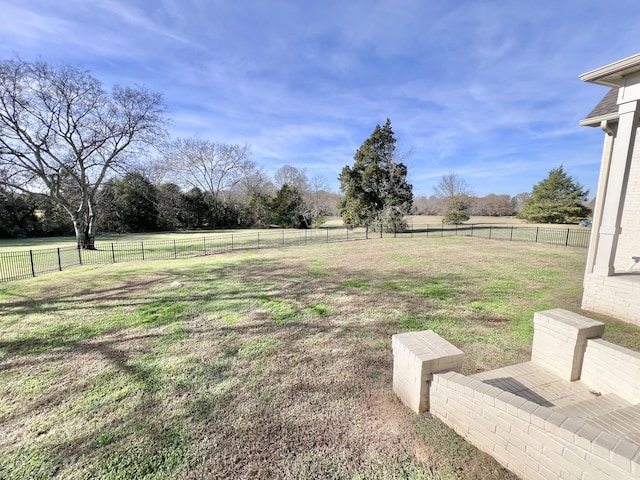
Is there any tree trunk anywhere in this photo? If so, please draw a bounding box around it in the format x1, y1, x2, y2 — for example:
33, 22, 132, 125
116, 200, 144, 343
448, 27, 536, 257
72, 202, 97, 250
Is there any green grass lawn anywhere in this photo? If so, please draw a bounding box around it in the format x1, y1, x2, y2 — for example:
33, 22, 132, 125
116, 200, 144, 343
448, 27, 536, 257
1, 237, 637, 479
0, 215, 587, 253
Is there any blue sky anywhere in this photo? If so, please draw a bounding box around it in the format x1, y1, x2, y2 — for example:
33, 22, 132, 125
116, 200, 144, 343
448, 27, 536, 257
1, 0, 639, 197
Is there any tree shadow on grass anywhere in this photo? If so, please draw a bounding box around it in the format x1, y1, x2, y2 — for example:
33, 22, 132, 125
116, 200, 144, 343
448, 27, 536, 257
0, 246, 539, 479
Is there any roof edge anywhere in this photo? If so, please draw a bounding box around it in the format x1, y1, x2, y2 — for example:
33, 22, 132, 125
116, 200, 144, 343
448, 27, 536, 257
580, 53, 640, 87
579, 113, 619, 127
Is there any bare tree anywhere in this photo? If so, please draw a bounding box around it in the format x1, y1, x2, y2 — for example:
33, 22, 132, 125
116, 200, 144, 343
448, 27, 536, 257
273, 164, 309, 192
411, 195, 443, 215
237, 165, 274, 198
303, 175, 333, 227
433, 172, 473, 224
0, 59, 166, 248
162, 138, 254, 204
433, 172, 473, 200
513, 192, 531, 213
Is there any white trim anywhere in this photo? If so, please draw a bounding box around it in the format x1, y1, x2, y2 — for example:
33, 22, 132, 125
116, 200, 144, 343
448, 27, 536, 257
580, 113, 619, 127
580, 53, 640, 87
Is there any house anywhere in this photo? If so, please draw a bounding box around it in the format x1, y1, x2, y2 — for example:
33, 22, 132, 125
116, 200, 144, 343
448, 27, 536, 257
579, 53, 640, 326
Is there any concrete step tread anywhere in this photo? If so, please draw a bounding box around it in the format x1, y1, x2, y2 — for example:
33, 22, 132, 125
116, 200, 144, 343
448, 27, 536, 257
553, 393, 631, 419
584, 403, 640, 443
471, 362, 597, 407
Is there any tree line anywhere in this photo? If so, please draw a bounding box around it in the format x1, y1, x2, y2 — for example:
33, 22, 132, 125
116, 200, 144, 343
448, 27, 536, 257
411, 166, 591, 225
0, 165, 340, 238
0, 59, 591, 245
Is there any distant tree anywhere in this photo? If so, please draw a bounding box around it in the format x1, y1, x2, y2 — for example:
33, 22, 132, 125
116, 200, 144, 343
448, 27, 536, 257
97, 181, 124, 233
163, 138, 253, 199
183, 187, 208, 229
274, 165, 308, 192
518, 166, 591, 224
0, 187, 39, 237
0, 59, 166, 248
156, 183, 187, 230
338, 119, 412, 236
241, 192, 273, 227
274, 166, 332, 227
412, 195, 442, 215
97, 173, 159, 232
238, 166, 275, 199
433, 173, 473, 224
513, 192, 531, 213
272, 184, 305, 228
304, 175, 333, 227
472, 194, 517, 216
119, 173, 159, 231
32, 194, 74, 236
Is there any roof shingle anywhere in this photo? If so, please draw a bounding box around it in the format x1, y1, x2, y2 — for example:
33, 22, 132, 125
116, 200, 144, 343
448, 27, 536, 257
585, 87, 619, 120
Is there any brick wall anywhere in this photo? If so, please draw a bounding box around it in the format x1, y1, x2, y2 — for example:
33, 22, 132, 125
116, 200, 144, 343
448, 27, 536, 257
581, 338, 640, 404
530, 309, 604, 381
582, 274, 640, 326
615, 125, 640, 269
393, 312, 640, 479
430, 372, 640, 480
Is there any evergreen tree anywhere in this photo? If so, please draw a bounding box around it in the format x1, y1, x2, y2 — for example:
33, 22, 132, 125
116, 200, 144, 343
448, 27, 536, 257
241, 192, 273, 227
338, 119, 413, 235
97, 173, 159, 233
443, 198, 471, 224
272, 184, 305, 228
156, 183, 188, 230
518, 166, 591, 224
183, 187, 208, 229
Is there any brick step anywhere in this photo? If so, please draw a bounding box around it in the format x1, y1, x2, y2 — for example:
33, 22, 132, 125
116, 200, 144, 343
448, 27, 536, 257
552, 393, 631, 420
585, 403, 640, 444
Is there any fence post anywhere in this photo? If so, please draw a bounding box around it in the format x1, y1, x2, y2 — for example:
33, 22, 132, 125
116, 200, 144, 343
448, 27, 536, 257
141, 242, 145, 260
29, 250, 35, 277
489, 225, 492, 239
203, 237, 206, 255
173, 240, 177, 258
455, 224, 458, 236
510, 226, 514, 241
535, 227, 539, 243
231, 234, 234, 250
57, 248, 62, 271
471, 224, 474, 237
78, 246, 83, 265
326, 227, 329, 243
257, 232, 260, 249
565, 229, 570, 247
380, 224, 383, 238
346, 227, 348, 241
410, 224, 413, 238
111, 243, 116, 263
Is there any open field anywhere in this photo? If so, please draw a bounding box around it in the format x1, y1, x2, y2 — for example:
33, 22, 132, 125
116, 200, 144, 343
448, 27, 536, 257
1, 237, 637, 479
0, 215, 588, 253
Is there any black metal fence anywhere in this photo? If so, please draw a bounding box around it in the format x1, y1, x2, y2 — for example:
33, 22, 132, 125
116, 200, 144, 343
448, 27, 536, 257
0, 224, 591, 283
